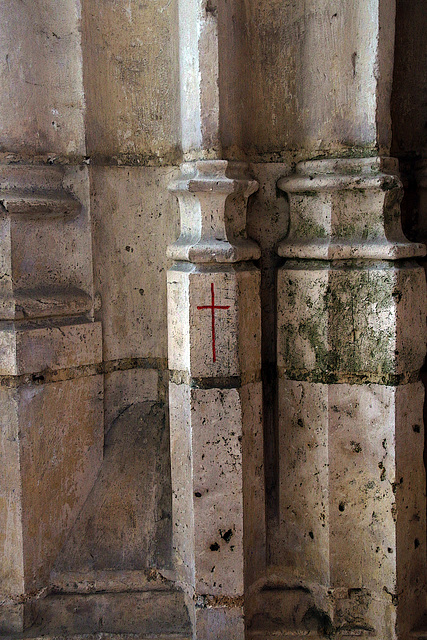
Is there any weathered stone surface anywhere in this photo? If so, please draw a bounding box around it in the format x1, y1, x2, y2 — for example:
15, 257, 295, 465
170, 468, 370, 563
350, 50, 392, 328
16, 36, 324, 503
82, 0, 180, 163
0, 0, 85, 157
274, 152, 426, 639
29, 589, 191, 636
91, 166, 179, 362
0, 376, 103, 613
169, 382, 264, 636
55, 402, 172, 574
277, 261, 426, 380
168, 264, 261, 378
241, 0, 395, 160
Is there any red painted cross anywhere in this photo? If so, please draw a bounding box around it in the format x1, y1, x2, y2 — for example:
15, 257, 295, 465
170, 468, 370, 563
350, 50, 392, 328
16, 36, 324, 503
197, 282, 230, 363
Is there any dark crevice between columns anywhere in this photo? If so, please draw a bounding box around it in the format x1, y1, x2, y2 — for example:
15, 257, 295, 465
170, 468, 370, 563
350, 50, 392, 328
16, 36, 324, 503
391, 0, 427, 562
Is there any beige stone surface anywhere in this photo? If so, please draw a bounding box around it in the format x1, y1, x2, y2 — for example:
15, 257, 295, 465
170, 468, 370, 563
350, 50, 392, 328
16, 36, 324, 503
0, 375, 103, 601
0, 320, 102, 376
273, 381, 426, 637
241, 0, 395, 160
276, 380, 329, 582
168, 265, 261, 378
0, 164, 95, 320
82, 0, 180, 161
30, 589, 190, 636
91, 166, 179, 361
0, 0, 85, 156
55, 402, 172, 574
170, 383, 265, 600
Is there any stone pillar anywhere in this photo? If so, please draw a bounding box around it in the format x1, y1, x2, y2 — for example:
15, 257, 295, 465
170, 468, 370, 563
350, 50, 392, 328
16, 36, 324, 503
0, 2, 103, 633
275, 157, 426, 638
168, 2, 265, 636
167, 160, 265, 638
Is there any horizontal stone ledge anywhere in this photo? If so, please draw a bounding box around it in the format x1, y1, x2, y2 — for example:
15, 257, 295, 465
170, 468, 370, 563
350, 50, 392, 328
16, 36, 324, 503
50, 569, 175, 595
0, 190, 81, 218
167, 238, 261, 263
278, 367, 420, 386
277, 240, 425, 261
0, 357, 167, 387
0, 286, 92, 321
169, 370, 261, 388
194, 594, 244, 609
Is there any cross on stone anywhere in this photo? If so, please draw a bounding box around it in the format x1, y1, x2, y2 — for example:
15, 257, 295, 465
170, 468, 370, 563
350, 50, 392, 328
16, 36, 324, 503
197, 282, 230, 363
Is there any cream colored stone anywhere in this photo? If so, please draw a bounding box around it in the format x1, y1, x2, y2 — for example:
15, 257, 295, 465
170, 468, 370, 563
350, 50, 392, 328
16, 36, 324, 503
168, 264, 261, 378
0, 376, 103, 607
169, 383, 265, 598
277, 158, 425, 261
91, 166, 179, 361
82, 0, 180, 161
0, 0, 86, 156
168, 161, 260, 264
242, 0, 395, 160
273, 381, 426, 638
0, 320, 102, 376
54, 402, 172, 575
276, 380, 329, 581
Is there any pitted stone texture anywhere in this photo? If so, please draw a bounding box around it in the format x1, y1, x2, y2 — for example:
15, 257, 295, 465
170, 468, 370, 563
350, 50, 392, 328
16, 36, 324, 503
0, 376, 103, 607
168, 264, 261, 378
277, 158, 425, 261
277, 261, 426, 378
91, 166, 179, 361
0, 320, 102, 376
276, 379, 329, 583
82, 0, 180, 161
169, 383, 264, 598
274, 381, 425, 638
0, 0, 86, 156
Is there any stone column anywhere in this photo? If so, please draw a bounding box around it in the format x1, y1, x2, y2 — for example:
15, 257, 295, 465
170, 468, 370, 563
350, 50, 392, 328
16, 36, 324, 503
271, 1, 427, 638
168, 160, 265, 640
168, 2, 265, 638
276, 158, 426, 638
0, 2, 103, 633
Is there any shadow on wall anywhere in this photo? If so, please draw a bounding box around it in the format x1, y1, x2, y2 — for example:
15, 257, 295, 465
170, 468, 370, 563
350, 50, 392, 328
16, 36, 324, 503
391, 0, 427, 555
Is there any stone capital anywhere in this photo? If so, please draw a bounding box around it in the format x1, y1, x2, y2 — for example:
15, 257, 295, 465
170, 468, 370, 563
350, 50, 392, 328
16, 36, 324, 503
277, 157, 425, 261
168, 160, 260, 263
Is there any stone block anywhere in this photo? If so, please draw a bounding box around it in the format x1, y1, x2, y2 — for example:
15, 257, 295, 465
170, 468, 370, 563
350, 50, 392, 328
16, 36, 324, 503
0, 375, 104, 609
0, 320, 102, 376
169, 382, 264, 600
168, 265, 261, 377
275, 380, 425, 638
278, 261, 426, 379
276, 379, 329, 581
91, 166, 179, 361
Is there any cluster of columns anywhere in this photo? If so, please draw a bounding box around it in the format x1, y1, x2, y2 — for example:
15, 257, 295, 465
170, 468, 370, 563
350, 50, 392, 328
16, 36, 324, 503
0, 2, 103, 633
167, 1, 427, 639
